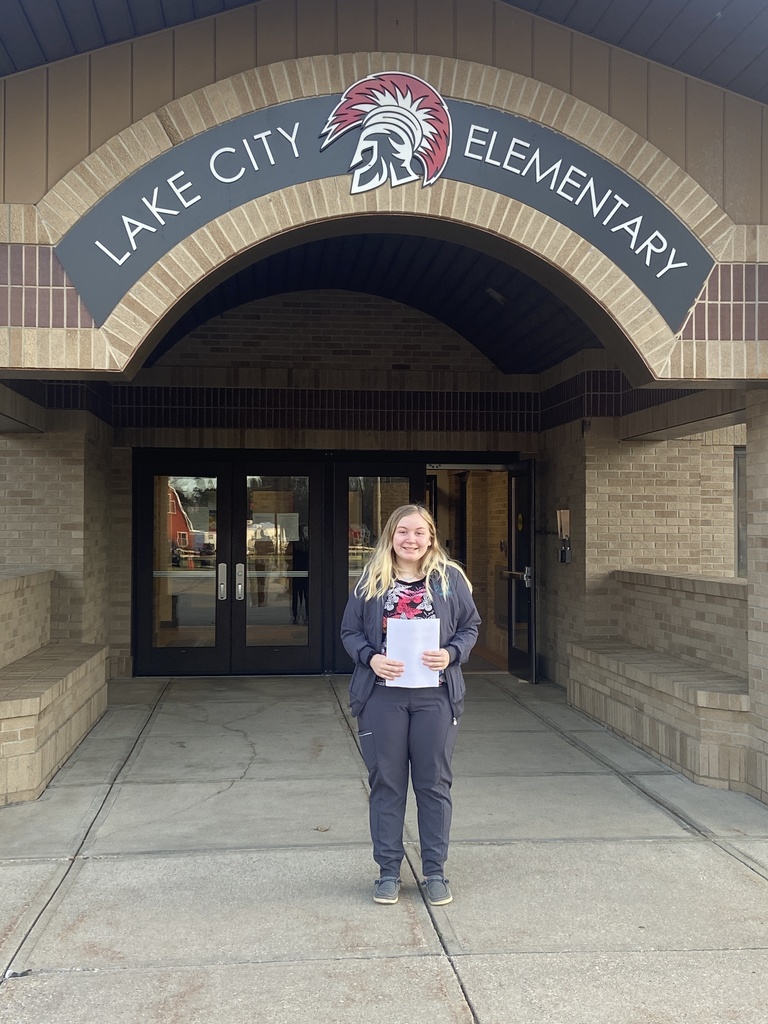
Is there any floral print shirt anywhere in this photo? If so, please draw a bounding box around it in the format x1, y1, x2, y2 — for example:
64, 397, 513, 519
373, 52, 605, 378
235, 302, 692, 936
375, 576, 442, 684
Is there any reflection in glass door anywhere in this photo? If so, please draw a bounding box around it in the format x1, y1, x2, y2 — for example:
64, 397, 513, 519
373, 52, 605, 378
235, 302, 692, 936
137, 454, 524, 678
135, 456, 323, 676
346, 476, 412, 594
333, 465, 424, 670
152, 475, 219, 650
242, 474, 310, 649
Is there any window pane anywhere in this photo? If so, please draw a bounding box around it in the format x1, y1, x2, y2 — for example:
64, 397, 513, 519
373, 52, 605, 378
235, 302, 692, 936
153, 475, 217, 648
348, 477, 410, 590
246, 475, 309, 647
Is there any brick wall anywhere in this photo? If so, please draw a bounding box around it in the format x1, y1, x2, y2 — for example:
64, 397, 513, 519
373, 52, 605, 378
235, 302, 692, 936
108, 448, 132, 677
591, 430, 740, 569
0, 410, 113, 647
614, 571, 747, 677
82, 417, 112, 645
536, 422, 743, 688
0, 569, 53, 669
700, 426, 745, 576
154, 292, 499, 376
0, 418, 84, 637
123, 291, 535, 452
746, 390, 768, 802
583, 429, 742, 678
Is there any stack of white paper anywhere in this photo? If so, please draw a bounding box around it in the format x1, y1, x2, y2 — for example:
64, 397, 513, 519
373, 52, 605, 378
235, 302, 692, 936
385, 618, 441, 687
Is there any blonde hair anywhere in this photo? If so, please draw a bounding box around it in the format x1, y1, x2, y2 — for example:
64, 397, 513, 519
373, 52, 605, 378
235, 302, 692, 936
355, 503, 472, 601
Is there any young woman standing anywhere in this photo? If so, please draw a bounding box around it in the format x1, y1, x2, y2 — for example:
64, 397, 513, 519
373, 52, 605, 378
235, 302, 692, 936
341, 503, 480, 905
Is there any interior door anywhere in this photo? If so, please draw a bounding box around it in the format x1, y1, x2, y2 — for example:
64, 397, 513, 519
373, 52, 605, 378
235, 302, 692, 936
506, 460, 537, 682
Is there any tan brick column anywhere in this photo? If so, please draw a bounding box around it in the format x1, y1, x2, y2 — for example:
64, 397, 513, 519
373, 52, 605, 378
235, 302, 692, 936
746, 389, 768, 802
0, 411, 112, 649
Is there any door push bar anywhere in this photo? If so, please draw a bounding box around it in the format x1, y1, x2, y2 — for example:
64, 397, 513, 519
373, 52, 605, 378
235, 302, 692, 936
503, 567, 532, 588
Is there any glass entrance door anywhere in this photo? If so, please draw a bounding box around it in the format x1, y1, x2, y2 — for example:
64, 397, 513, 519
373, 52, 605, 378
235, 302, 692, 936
231, 470, 319, 672
332, 463, 425, 671
149, 473, 223, 667
134, 456, 324, 675
135, 452, 523, 677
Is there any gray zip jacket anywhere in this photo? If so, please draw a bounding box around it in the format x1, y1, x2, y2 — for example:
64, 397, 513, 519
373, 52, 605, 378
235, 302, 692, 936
340, 565, 481, 720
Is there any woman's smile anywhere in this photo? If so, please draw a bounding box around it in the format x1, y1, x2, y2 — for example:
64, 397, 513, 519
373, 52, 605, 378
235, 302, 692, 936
392, 511, 431, 569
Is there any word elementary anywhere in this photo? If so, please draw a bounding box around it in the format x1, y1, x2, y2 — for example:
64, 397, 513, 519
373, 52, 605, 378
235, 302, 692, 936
463, 123, 688, 281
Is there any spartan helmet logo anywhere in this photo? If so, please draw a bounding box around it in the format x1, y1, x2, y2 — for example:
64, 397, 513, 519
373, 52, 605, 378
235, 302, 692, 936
320, 72, 452, 195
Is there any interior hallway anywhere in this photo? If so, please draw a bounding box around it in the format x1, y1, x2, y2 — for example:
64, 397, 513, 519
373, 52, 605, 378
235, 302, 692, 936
1, 672, 768, 1023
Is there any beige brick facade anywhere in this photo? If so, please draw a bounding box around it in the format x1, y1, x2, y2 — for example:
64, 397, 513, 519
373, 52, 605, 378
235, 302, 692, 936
0, 569, 54, 670
536, 424, 746, 685
746, 391, 768, 803
614, 572, 747, 678
0, 414, 112, 643
0, 641, 107, 805
1, 3, 768, 808
0, 39, 764, 383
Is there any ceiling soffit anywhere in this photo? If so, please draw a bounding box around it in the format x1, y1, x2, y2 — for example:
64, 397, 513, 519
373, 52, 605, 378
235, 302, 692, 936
1, 1, 768, 104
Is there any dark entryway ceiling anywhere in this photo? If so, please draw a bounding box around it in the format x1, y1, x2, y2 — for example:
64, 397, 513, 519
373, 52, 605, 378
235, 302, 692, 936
2, 1, 768, 102
145, 231, 603, 375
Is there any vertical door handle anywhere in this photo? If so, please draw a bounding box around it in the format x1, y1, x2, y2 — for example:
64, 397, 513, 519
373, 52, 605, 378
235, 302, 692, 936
235, 562, 245, 601
217, 563, 227, 600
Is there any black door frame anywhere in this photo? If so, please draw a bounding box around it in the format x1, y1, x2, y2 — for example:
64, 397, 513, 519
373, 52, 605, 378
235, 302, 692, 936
507, 459, 537, 682
133, 449, 529, 676
134, 451, 232, 677
133, 450, 327, 676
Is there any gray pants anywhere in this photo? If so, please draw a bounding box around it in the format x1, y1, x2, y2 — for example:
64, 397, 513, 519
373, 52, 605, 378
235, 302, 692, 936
357, 683, 459, 878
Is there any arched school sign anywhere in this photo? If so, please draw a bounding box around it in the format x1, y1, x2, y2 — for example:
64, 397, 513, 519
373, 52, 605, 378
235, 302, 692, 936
55, 73, 714, 330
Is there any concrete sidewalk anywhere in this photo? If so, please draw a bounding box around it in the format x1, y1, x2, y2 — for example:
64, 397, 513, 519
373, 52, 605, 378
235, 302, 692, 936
2, 672, 768, 1023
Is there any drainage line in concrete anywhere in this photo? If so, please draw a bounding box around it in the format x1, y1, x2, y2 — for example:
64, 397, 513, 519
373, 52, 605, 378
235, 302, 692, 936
1, 679, 174, 985
496, 679, 768, 887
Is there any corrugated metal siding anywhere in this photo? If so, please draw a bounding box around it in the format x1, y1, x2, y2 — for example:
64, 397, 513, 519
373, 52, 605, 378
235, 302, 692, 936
2, 1, 768, 103
516, 0, 768, 102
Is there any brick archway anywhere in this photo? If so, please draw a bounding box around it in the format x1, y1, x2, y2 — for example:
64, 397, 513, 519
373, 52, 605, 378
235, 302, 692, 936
13, 53, 736, 380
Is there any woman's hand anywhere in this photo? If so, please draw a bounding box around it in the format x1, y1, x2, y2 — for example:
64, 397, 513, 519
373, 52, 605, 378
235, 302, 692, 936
370, 654, 405, 681
422, 648, 451, 671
